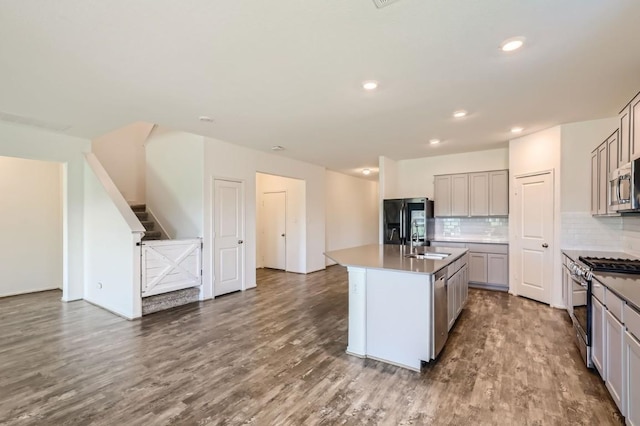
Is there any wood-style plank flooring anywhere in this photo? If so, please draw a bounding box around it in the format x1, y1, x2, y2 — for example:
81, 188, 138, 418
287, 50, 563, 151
0, 266, 623, 425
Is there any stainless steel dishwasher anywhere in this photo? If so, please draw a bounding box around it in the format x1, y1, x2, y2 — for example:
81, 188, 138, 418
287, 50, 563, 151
432, 269, 448, 359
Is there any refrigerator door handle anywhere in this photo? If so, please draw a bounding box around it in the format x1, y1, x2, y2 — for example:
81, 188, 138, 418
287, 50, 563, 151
399, 204, 404, 243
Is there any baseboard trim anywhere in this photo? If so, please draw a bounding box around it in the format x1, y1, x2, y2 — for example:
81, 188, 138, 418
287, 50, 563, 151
83, 296, 138, 321
1, 287, 61, 299
469, 282, 509, 292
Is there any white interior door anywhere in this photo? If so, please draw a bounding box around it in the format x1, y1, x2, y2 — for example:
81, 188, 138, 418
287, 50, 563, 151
262, 191, 286, 270
513, 172, 553, 304
213, 179, 244, 296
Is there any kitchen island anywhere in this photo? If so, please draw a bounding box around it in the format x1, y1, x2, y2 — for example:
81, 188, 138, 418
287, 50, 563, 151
325, 244, 469, 371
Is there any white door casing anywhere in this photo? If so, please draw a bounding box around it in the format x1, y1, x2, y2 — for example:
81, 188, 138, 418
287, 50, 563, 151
513, 171, 553, 304
262, 191, 286, 270
213, 179, 245, 296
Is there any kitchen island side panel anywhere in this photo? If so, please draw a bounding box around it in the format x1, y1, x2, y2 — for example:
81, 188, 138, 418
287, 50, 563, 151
365, 269, 431, 371
346, 267, 367, 357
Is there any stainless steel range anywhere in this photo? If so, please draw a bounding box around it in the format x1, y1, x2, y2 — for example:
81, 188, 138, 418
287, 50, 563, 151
567, 258, 592, 367
567, 255, 640, 367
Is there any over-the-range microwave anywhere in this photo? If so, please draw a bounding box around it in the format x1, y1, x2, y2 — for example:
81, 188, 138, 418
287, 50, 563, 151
610, 158, 640, 212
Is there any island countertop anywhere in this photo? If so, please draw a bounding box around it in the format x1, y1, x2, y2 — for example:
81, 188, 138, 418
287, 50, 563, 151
325, 244, 468, 275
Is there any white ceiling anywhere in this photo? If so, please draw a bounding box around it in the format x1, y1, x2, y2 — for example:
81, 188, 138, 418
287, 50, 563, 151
2, 0, 640, 179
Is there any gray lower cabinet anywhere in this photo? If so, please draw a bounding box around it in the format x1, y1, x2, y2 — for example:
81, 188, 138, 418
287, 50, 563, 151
605, 309, 626, 416
447, 270, 456, 330
469, 252, 508, 287
592, 296, 606, 378
469, 253, 487, 283
625, 330, 640, 426
447, 260, 469, 332
433, 242, 508, 289
487, 254, 508, 285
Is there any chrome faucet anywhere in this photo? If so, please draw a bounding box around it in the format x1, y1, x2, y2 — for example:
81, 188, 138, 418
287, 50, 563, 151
410, 220, 419, 251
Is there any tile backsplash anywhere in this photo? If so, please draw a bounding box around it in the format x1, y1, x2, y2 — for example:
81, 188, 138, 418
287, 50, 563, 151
622, 215, 640, 256
561, 212, 622, 250
435, 217, 508, 240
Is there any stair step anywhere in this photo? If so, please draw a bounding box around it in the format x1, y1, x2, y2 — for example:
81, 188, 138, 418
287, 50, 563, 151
130, 204, 146, 212
141, 221, 155, 231
142, 231, 161, 240
135, 211, 148, 221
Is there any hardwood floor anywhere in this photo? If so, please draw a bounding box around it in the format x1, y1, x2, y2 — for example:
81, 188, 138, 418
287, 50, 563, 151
0, 266, 623, 425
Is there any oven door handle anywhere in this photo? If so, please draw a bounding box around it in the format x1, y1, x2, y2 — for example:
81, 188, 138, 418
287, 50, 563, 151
570, 275, 588, 288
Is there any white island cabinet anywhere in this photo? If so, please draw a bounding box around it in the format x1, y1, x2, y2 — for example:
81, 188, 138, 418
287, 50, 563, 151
325, 244, 468, 372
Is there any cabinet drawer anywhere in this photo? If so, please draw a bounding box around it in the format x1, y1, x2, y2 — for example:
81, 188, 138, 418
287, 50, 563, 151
592, 279, 606, 304
607, 291, 624, 323
625, 304, 640, 341
466, 243, 508, 254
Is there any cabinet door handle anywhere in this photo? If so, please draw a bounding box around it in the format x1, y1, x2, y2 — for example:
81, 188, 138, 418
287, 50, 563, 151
542, 243, 549, 248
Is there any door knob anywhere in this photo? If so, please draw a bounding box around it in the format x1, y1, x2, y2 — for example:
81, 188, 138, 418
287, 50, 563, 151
238, 240, 244, 244
281, 233, 286, 237
542, 243, 548, 248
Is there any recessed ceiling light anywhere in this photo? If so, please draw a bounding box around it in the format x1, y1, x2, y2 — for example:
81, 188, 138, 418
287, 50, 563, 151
362, 168, 371, 175
511, 127, 524, 133
500, 37, 525, 52
271, 145, 285, 151
453, 110, 468, 119
362, 81, 378, 90
198, 116, 214, 122
429, 139, 441, 145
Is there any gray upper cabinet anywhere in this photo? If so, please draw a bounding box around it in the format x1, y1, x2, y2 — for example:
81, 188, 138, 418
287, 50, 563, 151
469, 173, 488, 216
434, 169, 508, 217
591, 147, 599, 216
619, 90, 640, 164
489, 170, 509, 216
598, 143, 607, 215
451, 174, 469, 216
632, 92, 640, 160
608, 130, 619, 176
591, 130, 620, 216
434, 175, 452, 217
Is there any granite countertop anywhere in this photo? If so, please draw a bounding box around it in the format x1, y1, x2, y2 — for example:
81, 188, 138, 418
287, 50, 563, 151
562, 249, 640, 312
592, 272, 640, 312
324, 244, 468, 275
432, 237, 508, 245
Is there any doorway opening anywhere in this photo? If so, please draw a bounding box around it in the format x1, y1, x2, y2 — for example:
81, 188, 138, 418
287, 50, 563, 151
256, 173, 306, 278
0, 156, 64, 300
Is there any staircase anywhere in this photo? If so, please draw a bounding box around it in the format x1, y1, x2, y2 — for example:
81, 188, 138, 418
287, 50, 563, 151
130, 204, 162, 241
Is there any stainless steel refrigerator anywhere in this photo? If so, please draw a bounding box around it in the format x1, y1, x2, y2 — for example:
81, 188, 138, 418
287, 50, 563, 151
383, 198, 434, 246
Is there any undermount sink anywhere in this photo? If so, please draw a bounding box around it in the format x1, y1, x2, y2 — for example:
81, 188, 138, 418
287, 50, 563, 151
404, 252, 450, 260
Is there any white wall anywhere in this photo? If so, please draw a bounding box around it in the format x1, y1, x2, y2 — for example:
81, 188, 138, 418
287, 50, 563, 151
0, 121, 90, 301
92, 122, 154, 205
203, 136, 326, 299
561, 118, 618, 213
146, 126, 204, 238
509, 126, 562, 307
560, 117, 621, 252
0, 156, 63, 297
83, 157, 143, 319
379, 156, 398, 199
394, 148, 510, 199
256, 173, 306, 273
325, 170, 379, 265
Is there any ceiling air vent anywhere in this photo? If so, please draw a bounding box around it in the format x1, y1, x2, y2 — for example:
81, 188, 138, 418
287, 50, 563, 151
0, 111, 71, 132
373, 0, 402, 8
